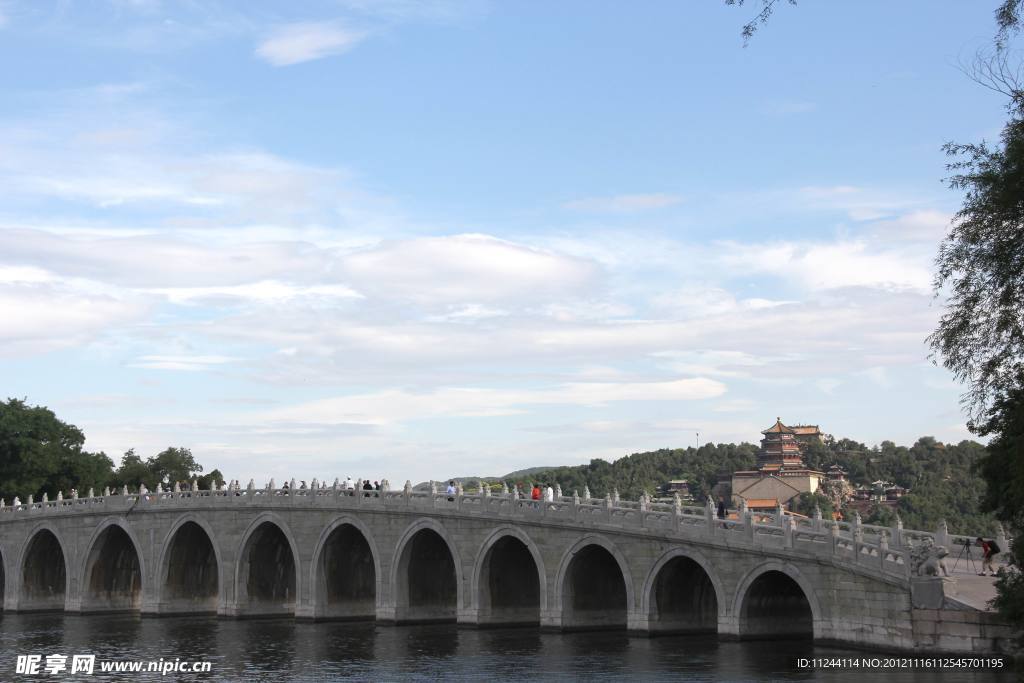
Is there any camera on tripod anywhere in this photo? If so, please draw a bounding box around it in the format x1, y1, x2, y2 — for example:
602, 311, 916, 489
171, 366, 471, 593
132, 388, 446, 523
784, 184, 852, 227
952, 536, 977, 573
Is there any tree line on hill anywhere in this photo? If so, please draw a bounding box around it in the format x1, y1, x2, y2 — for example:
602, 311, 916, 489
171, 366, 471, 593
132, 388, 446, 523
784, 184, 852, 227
0, 398, 221, 503
503, 436, 997, 536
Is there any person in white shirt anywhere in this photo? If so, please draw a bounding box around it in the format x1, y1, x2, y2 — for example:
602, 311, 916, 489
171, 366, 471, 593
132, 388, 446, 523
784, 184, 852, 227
544, 484, 554, 502
344, 476, 355, 491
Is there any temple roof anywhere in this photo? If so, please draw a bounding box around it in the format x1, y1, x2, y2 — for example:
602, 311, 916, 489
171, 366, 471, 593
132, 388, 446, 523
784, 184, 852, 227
761, 418, 796, 435
790, 425, 821, 435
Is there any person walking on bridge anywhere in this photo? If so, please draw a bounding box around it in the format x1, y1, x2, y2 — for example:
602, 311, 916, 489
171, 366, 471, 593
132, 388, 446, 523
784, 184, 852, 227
976, 536, 1001, 576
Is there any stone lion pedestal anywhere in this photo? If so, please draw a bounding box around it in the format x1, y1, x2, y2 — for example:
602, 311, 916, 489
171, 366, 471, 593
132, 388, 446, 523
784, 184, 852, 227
910, 576, 957, 609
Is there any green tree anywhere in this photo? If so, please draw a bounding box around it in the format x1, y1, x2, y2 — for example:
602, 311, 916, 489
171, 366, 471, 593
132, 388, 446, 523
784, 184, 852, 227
110, 449, 157, 490
931, 81, 1024, 629
149, 446, 202, 487
792, 491, 833, 519
0, 398, 114, 502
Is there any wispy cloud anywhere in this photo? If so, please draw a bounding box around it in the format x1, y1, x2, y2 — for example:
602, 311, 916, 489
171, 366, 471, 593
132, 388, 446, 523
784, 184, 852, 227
256, 21, 367, 66
130, 354, 239, 372
563, 193, 682, 213
262, 377, 727, 425
717, 239, 932, 293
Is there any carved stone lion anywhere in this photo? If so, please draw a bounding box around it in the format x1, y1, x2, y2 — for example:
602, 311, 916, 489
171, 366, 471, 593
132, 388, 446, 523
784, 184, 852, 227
910, 538, 950, 577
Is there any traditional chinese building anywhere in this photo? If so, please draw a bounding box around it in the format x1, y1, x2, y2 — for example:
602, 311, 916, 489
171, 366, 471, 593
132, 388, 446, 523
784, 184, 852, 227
790, 424, 825, 445
731, 418, 826, 510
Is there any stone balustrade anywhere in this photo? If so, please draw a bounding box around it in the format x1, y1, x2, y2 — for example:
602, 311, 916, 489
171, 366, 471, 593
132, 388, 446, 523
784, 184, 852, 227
2, 481, 1004, 588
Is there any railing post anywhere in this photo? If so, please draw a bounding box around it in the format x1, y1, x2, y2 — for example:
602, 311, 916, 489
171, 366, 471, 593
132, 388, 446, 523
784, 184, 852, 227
813, 505, 822, 532
741, 499, 753, 543
891, 513, 903, 549
831, 522, 840, 555
879, 530, 889, 570
706, 497, 716, 535
935, 519, 950, 549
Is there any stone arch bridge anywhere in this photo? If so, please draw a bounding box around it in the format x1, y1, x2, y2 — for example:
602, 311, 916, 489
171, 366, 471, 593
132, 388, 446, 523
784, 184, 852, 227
0, 484, 1008, 654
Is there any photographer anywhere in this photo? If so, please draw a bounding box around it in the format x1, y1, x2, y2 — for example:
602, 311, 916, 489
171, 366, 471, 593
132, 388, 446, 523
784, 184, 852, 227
975, 536, 1001, 576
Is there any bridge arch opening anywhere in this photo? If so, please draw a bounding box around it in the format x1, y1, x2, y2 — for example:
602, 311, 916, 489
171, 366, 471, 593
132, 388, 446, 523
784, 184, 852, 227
240, 521, 296, 616
22, 530, 66, 611
317, 523, 376, 620
478, 535, 540, 626
561, 544, 627, 630
648, 556, 718, 634
83, 525, 142, 612
163, 521, 218, 613
738, 570, 813, 639
395, 528, 457, 623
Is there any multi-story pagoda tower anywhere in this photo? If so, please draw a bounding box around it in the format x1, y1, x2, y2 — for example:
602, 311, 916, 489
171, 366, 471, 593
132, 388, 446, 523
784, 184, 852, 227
757, 418, 805, 470
730, 417, 825, 512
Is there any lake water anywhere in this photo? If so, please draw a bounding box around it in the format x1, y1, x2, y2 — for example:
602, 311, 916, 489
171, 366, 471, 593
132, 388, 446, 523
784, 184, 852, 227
0, 613, 1012, 682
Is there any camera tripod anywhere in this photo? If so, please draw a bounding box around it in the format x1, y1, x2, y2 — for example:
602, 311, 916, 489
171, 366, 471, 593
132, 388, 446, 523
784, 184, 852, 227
953, 538, 978, 573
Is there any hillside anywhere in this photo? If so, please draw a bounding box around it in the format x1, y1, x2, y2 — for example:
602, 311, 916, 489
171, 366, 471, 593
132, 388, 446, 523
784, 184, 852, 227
491, 436, 996, 536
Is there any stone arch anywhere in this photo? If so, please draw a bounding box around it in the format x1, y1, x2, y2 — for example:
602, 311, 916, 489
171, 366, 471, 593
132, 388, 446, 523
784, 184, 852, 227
20, 525, 68, 611
156, 514, 221, 614
234, 513, 300, 617
472, 526, 546, 626
79, 519, 145, 612
391, 518, 462, 624
732, 561, 820, 640
309, 516, 381, 620
642, 547, 723, 634
554, 534, 634, 631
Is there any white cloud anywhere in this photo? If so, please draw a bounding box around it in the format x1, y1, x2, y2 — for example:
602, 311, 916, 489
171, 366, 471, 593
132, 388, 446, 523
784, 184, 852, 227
341, 234, 599, 304
263, 377, 726, 425
424, 303, 509, 322
712, 399, 757, 413
762, 185, 921, 222
0, 282, 145, 356
130, 354, 239, 371
718, 239, 932, 293
653, 350, 781, 378
255, 21, 367, 66
869, 209, 952, 242
147, 281, 363, 305
563, 193, 682, 213
860, 366, 893, 388
816, 378, 842, 395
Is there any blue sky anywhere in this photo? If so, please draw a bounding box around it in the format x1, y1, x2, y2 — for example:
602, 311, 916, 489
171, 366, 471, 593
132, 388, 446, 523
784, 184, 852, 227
0, 1, 1011, 485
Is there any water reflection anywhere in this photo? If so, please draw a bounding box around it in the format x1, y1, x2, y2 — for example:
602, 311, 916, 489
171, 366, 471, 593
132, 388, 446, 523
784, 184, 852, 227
0, 613, 1014, 682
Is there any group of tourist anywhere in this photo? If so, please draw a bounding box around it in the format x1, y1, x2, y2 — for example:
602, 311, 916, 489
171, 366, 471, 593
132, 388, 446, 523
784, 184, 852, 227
528, 483, 556, 502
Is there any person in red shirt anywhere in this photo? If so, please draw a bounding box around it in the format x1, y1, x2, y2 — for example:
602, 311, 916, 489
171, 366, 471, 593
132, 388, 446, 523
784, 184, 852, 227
531, 483, 542, 501
976, 537, 1000, 576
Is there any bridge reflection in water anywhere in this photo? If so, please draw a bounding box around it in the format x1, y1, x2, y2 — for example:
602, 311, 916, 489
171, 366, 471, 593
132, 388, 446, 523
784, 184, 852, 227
0, 483, 1013, 654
